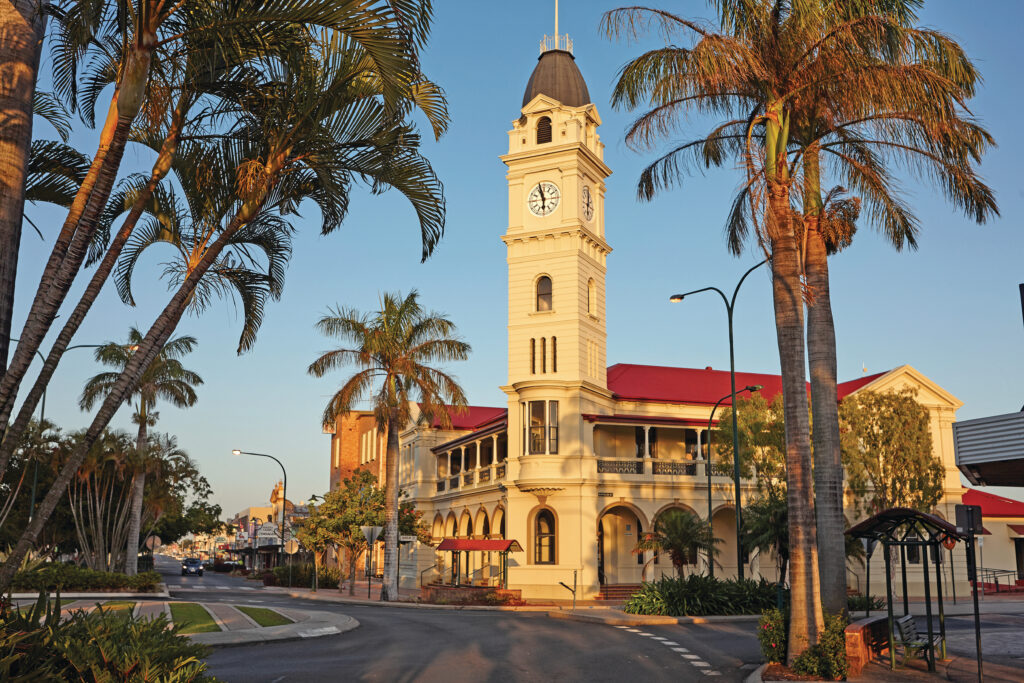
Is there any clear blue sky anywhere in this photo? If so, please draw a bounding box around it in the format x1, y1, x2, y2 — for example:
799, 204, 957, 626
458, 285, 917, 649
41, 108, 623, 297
15, 1, 1024, 516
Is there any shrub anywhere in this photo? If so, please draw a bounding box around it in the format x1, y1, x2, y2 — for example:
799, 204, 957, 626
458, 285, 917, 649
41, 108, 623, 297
758, 608, 787, 664
847, 594, 885, 612
11, 564, 162, 592
271, 563, 341, 589
790, 612, 849, 680
0, 591, 219, 681
623, 575, 783, 616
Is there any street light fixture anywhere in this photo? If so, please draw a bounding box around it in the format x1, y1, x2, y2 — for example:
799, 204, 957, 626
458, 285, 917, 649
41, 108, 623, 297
704, 386, 761, 578
233, 450, 288, 574
670, 258, 768, 580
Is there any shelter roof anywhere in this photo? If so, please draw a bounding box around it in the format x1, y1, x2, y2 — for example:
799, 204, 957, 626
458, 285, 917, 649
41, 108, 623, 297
425, 405, 507, 431
436, 538, 523, 552
847, 507, 966, 544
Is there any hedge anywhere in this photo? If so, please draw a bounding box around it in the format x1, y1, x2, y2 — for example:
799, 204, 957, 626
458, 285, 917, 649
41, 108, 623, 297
623, 575, 783, 616
11, 564, 163, 592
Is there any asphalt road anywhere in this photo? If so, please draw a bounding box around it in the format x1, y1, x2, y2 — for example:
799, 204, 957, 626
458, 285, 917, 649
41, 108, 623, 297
156, 556, 763, 682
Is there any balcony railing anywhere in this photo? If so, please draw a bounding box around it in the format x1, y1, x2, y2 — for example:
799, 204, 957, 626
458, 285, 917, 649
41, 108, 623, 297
436, 480, 445, 493
464, 472, 474, 486
432, 462, 507, 495
597, 459, 643, 474
449, 476, 460, 490
652, 461, 697, 476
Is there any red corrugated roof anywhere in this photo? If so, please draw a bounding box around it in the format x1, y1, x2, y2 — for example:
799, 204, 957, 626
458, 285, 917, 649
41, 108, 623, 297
962, 488, 1024, 518
436, 538, 523, 552
427, 405, 507, 430
606, 363, 886, 406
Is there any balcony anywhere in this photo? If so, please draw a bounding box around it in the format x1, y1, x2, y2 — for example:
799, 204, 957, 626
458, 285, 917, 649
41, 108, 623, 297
596, 458, 739, 479
597, 459, 643, 475
432, 461, 507, 496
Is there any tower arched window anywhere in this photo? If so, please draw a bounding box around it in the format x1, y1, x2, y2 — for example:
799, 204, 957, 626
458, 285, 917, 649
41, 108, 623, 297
537, 116, 552, 144
536, 276, 552, 311
535, 509, 556, 564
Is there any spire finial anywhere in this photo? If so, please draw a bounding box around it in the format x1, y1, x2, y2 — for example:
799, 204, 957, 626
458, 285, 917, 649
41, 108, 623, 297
540, 0, 573, 54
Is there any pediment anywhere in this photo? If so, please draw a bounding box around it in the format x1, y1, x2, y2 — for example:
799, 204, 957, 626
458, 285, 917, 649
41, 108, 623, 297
853, 364, 963, 410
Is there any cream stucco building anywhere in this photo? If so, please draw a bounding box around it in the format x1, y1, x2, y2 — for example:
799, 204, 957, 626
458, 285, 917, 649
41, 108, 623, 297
325, 28, 1015, 602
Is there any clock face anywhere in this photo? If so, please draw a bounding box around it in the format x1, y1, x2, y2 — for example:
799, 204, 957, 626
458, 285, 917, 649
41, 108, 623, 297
528, 182, 560, 217
581, 185, 594, 221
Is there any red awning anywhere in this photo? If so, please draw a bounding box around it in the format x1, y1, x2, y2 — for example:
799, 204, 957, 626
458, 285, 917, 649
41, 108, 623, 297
1008, 524, 1024, 536
436, 538, 523, 552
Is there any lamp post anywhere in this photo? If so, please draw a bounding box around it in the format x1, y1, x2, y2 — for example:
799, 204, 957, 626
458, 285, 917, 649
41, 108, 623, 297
671, 258, 768, 580
704, 385, 761, 578
8, 337, 104, 521
233, 450, 288, 573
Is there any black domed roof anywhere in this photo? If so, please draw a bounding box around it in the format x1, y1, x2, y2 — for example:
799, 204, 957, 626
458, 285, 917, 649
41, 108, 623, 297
522, 50, 591, 108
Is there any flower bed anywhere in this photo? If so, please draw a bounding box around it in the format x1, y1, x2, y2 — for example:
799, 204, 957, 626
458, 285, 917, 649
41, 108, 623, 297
11, 565, 162, 592
623, 575, 783, 616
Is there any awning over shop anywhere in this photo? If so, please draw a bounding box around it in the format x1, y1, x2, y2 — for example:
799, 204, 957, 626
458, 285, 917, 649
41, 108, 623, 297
1008, 524, 1024, 536
436, 538, 523, 552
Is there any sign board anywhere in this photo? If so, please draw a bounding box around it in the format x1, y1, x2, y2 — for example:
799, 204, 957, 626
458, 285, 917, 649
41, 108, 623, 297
360, 525, 383, 544
955, 504, 982, 535
257, 522, 279, 537
144, 535, 162, 550
399, 535, 417, 543
860, 538, 877, 558
284, 540, 300, 555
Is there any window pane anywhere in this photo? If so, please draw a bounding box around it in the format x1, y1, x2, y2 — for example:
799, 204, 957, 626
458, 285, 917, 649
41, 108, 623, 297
551, 337, 557, 372
541, 337, 546, 373
529, 401, 546, 454
537, 276, 552, 311
535, 510, 555, 564
549, 401, 559, 454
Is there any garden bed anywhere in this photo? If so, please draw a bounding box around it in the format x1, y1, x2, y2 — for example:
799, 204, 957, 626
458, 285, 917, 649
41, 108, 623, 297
420, 585, 523, 606
12, 565, 163, 593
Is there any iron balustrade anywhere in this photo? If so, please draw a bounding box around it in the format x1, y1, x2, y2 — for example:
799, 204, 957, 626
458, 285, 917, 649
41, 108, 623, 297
597, 459, 643, 474
652, 461, 697, 476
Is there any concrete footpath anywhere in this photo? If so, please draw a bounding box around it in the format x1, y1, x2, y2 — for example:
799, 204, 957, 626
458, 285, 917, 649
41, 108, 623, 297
188, 606, 359, 647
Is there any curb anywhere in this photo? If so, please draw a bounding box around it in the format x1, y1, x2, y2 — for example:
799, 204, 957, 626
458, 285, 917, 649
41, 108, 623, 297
188, 609, 359, 648
744, 663, 767, 683
271, 589, 557, 612
548, 610, 763, 626
10, 589, 170, 600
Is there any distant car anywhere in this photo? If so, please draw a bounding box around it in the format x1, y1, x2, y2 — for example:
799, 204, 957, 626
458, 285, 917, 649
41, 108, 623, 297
181, 557, 204, 577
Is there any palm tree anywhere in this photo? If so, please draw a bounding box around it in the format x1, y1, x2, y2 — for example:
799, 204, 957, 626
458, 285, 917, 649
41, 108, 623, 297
603, 0, 994, 654
0, 28, 449, 593
80, 328, 202, 574
742, 491, 789, 585
308, 290, 469, 600
635, 509, 721, 578
0, 0, 47, 380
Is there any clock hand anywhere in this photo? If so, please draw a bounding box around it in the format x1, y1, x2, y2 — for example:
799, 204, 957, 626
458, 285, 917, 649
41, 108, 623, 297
538, 184, 546, 210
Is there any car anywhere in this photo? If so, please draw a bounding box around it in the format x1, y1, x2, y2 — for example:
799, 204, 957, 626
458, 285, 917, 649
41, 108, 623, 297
181, 557, 204, 577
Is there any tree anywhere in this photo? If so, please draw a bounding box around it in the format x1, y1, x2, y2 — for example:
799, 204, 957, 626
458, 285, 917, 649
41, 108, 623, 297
80, 329, 202, 574
840, 389, 943, 516
602, 1, 992, 653
712, 394, 787, 501
0, 23, 448, 592
308, 291, 469, 600
635, 509, 721, 578
742, 490, 789, 584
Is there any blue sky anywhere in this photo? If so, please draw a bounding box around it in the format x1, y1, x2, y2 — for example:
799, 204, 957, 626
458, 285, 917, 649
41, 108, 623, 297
14, 1, 1024, 516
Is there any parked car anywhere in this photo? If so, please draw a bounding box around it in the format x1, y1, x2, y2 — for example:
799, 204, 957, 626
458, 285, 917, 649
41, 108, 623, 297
181, 557, 204, 577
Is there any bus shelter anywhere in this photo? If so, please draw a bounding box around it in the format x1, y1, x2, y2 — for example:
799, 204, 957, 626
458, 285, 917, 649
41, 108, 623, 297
435, 538, 523, 588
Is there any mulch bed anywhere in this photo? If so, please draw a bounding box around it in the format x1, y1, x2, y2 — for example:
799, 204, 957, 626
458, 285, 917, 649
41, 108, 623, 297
762, 663, 833, 681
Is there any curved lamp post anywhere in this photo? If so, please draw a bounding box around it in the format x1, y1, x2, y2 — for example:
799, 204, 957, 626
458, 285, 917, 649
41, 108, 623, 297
8, 337, 105, 521
671, 258, 768, 580
704, 385, 761, 578
233, 450, 287, 573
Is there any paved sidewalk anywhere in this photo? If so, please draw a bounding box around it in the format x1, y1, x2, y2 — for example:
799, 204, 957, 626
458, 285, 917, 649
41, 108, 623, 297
188, 606, 359, 647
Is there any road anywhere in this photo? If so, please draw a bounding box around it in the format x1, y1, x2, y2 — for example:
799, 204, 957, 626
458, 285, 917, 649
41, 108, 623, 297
156, 556, 762, 682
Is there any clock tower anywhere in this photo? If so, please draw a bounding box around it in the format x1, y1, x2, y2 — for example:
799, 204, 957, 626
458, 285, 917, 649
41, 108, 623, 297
500, 26, 613, 466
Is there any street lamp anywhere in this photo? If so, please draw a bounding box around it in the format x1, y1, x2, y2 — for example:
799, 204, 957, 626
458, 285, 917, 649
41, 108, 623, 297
704, 385, 761, 578
8, 337, 104, 521
670, 258, 768, 580
233, 450, 288, 574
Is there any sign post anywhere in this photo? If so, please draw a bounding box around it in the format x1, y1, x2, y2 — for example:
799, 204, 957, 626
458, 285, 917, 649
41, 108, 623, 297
956, 503, 983, 682
360, 526, 383, 599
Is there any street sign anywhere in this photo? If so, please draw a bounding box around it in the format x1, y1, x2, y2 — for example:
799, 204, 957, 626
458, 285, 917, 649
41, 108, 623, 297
360, 525, 383, 544
399, 535, 417, 543
144, 535, 162, 550
955, 503, 982, 535
284, 540, 300, 555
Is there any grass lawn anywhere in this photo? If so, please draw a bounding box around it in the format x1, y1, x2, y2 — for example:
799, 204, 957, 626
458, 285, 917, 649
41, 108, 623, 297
169, 602, 220, 634
236, 605, 293, 627
99, 601, 136, 616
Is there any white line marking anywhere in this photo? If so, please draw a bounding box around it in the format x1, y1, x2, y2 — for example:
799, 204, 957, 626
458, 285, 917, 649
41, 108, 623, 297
650, 636, 667, 641
625, 629, 640, 633
662, 641, 679, 646
672, 647, 689, 653
692, 662, 710, 668
705, 672, 721, 676
637, 632, 654, 636
614, 625, 629, 629
682, 654, 700, 659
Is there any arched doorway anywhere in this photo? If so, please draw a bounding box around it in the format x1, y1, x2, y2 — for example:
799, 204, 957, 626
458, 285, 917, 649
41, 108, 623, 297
712, 507, 739, 579
597, 505, 648, 586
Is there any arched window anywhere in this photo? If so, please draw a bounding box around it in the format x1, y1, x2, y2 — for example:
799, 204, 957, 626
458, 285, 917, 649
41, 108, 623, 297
587, 279, 596, 316
540, 337, 546, 373
535, 509, 556, 564
537, 116, 552, 144
536, 276, 552, 311
551, 337, 557, 372
530, 338, 536, 374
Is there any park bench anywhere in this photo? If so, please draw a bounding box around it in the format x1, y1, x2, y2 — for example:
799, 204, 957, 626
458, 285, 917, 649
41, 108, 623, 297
895, 615, 942, 665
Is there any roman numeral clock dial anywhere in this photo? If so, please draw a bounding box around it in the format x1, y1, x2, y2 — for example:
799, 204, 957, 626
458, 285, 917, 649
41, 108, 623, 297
528, 182, 560, 216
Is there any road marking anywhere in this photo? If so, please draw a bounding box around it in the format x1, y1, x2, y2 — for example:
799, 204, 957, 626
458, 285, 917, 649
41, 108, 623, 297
637, 632, 654, 636
625, 629, 640, 633
650, 636, 667, 640
662, 641, 679, 646
692, 662, 710, 668
682, 654, 700, 659
299, 626, 340, 638
671, 647, 689, 653
705, 672, 721, 676
614, 625, 629, 629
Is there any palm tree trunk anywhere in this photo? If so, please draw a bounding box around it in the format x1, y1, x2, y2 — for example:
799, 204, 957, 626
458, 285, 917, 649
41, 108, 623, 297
380, 411, 400, 601
768, 184, 824, 662
0, 0, 45, 380
0, 44, 152, 459
0, 100, 185, 475
805, 183, 847, 615
125, 415, 148, 575
0, 187, 265, 591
